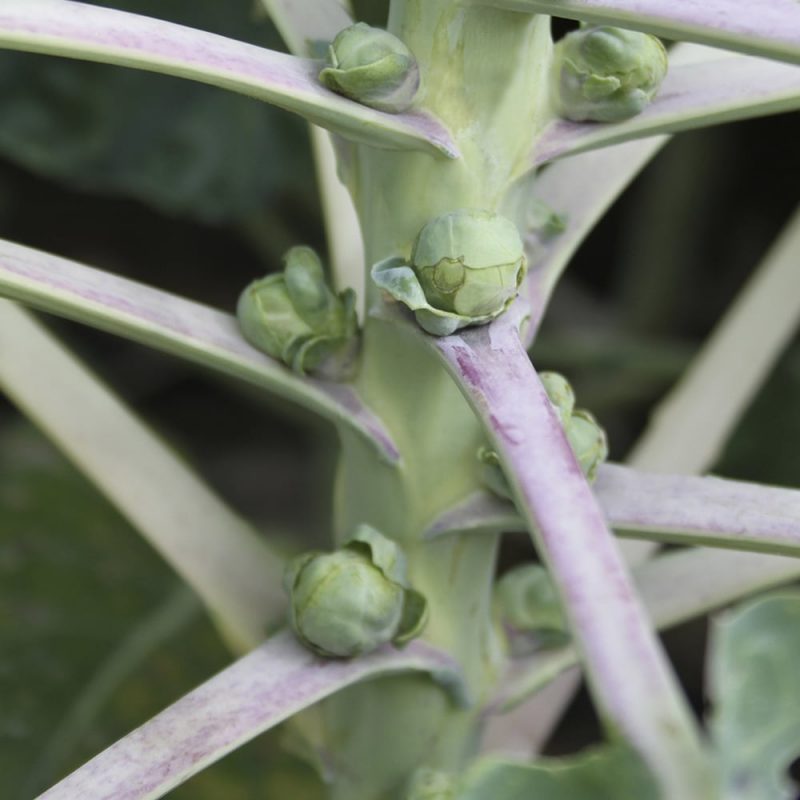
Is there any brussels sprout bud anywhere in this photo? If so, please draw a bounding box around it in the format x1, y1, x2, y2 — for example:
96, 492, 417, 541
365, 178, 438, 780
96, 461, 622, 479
540, 371, 575, 425
284, 525, 428, 658
526, 198, 567, 241
566, 409, 608, 482
371, 209, 527, 336
495, 564, 569, 654
554, 26, 668, 122
319, 23, 420, 113
237, 246, 358, 378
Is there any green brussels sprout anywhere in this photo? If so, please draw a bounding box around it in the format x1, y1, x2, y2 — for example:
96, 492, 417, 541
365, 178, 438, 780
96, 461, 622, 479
371, 209, 527, 336
237, 245, 358, 377
566, 408, 608, 482
494, 564, 569, 654
319, 23, 420, 113
554, 25, 668, 122
284, 525, 428, 659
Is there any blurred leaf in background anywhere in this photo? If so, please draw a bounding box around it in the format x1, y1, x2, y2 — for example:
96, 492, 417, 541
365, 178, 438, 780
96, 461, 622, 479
0, 0, 312, 223
0, 421, 323, 799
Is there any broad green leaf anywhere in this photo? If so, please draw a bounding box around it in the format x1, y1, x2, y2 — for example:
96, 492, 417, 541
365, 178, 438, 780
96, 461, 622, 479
459, 745, 658, 800
0, 237, 399, 462
36, 631, 461, 800
0, 1, 457, 158
0, 0, 310, 222
476, 0, 800, 65
0, 300, 286, 652
709, 594, 800, 800
534, 55, 800, 165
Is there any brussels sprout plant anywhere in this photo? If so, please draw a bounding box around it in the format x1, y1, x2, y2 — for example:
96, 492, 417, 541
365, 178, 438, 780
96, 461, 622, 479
0, 1, 800, 799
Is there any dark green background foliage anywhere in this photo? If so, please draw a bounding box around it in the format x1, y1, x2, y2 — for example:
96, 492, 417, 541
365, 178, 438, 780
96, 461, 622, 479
0, 423, 324, 799
0, 0, 799, 795
0, 0, 312, 222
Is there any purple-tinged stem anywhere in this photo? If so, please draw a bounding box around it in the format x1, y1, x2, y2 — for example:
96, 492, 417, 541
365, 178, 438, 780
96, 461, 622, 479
475, 0, 800, 66
0, 0, 457, 158
489, 546, 800, 715
0, 237, 399, 463
433, 316, 711, 797
36, 631, 461, 800
597, 464, 800, 556
427, 463, 800, 558
532, 55, 800, 166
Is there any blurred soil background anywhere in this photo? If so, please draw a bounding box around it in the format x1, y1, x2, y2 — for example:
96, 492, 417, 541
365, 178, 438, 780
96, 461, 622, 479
0, 1, 798, 796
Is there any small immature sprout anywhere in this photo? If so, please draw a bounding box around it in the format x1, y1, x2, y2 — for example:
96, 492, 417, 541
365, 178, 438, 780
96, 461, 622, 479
477, 446, 512, 501
539, 371, 575, 425
237, 245, 358, 378
478, 372, 607, 496
566, 408, 608, 482
525, 198, 567, 241
284, 525, 428, 659
494, 563, 569, 654
319, 22, 420, 113
372, 209, 527, 336
554, 25, 668, 123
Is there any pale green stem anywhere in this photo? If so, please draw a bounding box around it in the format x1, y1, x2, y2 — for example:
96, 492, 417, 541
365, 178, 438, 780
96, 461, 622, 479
318, 4, 561, 797
311, 128, 366, 316
257, 0, 366, 314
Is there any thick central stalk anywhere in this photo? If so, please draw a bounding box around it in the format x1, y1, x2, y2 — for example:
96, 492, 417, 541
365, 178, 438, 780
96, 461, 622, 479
318, 5, 557, 799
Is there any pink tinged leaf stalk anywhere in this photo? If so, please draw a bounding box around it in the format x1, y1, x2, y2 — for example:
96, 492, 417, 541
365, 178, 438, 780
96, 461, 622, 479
476, 0, 800, 65
0, 237, 399, 462
597, 464, 800, 556
36, 631, 461, 800
533, 55, 800, 165
0, 0, 457, 158
428, 464, 800, 558
433, 316, 711, 798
